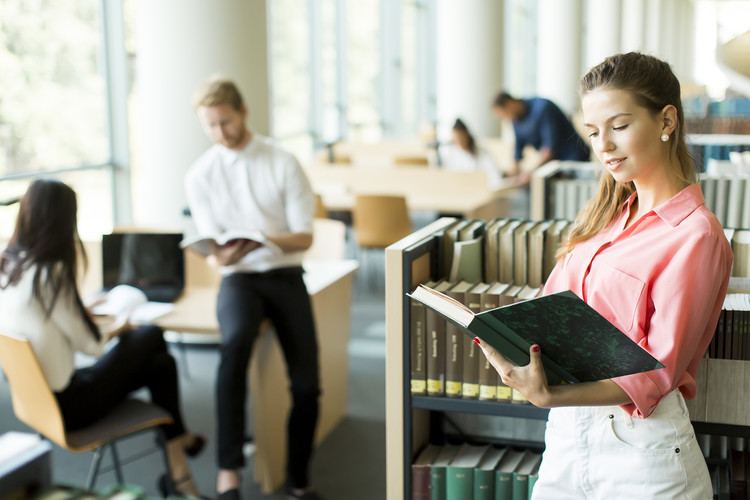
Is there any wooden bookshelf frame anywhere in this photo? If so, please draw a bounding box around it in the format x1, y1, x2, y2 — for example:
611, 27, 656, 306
385, 218, 550, 499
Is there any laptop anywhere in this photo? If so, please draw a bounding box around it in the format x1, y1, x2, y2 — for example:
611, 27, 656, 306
101, 232, 185, 303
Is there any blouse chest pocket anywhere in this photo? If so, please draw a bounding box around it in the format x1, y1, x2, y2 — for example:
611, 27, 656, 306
586, 263, 646, 334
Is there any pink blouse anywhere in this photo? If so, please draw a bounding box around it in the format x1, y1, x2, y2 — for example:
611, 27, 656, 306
543, 184, 732, 418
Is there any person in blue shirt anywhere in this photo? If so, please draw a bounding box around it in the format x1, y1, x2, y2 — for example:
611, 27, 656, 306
493, 92, 591, 183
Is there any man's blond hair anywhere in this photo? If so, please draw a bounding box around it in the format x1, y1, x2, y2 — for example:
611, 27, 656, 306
192, 76, 245, 112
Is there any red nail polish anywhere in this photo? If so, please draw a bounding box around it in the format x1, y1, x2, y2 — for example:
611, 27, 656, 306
473, 337, 481, 345
532, 345, 540, 352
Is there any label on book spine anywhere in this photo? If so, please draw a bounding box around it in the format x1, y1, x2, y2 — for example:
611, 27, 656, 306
497, 385, 512, 401
462, 383, 479, 398
478, 385, 496, 400
427, 379, 444, 395
411, 379, 426, 394
446, 381, 462, 396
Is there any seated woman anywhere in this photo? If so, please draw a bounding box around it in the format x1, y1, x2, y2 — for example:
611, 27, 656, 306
0, 179, 205, 498
440, 118, 504, 190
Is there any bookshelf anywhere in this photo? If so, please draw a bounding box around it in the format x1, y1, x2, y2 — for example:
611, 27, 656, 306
385, 218, 750, 499
385, 218, 549, 499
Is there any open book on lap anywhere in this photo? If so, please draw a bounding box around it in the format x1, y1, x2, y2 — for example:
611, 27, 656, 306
407, 284, 664, 385
180, 230, 282, 257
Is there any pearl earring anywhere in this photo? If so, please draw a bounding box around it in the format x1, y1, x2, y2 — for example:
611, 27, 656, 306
661, 133, 669, 142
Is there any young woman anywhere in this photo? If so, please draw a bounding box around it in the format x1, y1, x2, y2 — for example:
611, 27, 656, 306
476, 52, 732, 498
440, 118, 504, 190
0, 179, 206, 498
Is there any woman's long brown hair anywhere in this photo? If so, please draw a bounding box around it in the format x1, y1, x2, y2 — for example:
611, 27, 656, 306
559, 52, 697, 256
0, 179, 100, 340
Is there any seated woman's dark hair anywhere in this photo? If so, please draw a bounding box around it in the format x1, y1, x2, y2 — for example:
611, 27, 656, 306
452, 118, 477, 155
0, 179, 100, 340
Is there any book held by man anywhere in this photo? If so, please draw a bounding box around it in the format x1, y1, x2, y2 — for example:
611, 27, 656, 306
407, 284, 664, 385
180, 230, 282, 257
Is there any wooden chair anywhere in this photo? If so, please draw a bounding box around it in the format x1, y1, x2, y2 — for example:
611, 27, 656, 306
0, 333, 175, 492
352, 195, 412, 290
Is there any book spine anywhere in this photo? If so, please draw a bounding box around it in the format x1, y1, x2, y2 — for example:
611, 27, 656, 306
494, 472, 513, 500
445, 323, 463, 398
512, 472, 529, 500
431, 466, 447, 500
478, 357, 497, 401
474, 469, 494, 500
410, 299, 427, 395
446, 466, 473, 500
426, 308, 446, 396
497, 375, 512, 402
411, 465, 431, 500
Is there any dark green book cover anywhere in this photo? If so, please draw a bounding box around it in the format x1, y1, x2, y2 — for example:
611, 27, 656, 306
430, 444, 459, 500
408, 286, 664, 385
474, 447, 507, 500
445, 444, 490, 500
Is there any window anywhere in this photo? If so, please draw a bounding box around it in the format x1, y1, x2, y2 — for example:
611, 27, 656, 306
0, 0, 125, 239
269, 0, 436, 163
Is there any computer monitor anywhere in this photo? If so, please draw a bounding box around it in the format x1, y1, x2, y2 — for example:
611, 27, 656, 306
101, 232, 185, 303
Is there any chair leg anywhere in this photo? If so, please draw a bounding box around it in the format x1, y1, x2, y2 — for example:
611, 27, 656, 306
110, 442, 125, 485
86, 447, 105, 490
156, 430, 175, 497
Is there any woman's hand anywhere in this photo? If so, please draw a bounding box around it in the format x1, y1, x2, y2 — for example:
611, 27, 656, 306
93, 313, 133, 340
474, 338, 552, 408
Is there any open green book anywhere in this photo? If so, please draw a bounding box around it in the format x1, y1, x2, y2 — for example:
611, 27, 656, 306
407, 285, 664, 385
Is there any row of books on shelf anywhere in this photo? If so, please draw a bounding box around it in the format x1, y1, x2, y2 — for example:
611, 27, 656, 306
710, 294, 750, 361
410, 278, 538, 402
441, 218, 573, 289
699, 434, 750, 500
412, 443, 541, 500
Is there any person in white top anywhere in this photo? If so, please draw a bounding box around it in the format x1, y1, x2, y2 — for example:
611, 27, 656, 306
439, 118, 503, 190
0, 179, 206, 498
185, 77, 322, 500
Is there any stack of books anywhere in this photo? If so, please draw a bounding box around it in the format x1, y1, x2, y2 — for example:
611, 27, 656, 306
411, 443, 542, 500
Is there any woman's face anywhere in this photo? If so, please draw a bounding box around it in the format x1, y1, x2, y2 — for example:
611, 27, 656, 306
451, 129, 470, 151
582, 88, 670, 186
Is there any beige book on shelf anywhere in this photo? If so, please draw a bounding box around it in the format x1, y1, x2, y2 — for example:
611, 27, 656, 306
449, 237, 483, 283
498, 220, 523, 283
483, 219, 507, 284
513, 221, 539, 288
527, 220, 555, 288
543, 220, 571, 282
726, 177, 745, 229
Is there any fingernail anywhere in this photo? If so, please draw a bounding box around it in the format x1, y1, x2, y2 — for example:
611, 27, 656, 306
473, 337, 481, 345
532, 345, 540, 352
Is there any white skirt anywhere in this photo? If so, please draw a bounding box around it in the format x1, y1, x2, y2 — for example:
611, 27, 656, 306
531, 390, 712, 499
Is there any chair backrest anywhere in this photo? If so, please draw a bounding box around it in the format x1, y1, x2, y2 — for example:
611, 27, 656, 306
305, 218, 347, 261
314, 194, 329, 219
352, 195, 413, 248
0, 333, 69, 448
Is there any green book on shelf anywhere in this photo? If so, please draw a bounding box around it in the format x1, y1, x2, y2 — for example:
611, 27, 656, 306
494, 449, 526, 500
512, 451, 542, 500
446, 443, 490, 500
431, 444, 459, 500
407, 286, 664, 385
474, 447, 507, 500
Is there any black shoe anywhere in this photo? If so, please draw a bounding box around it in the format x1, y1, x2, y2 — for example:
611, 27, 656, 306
286, 488, 324, 500
217, 488, 241, 500
185, 434, 207, 458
